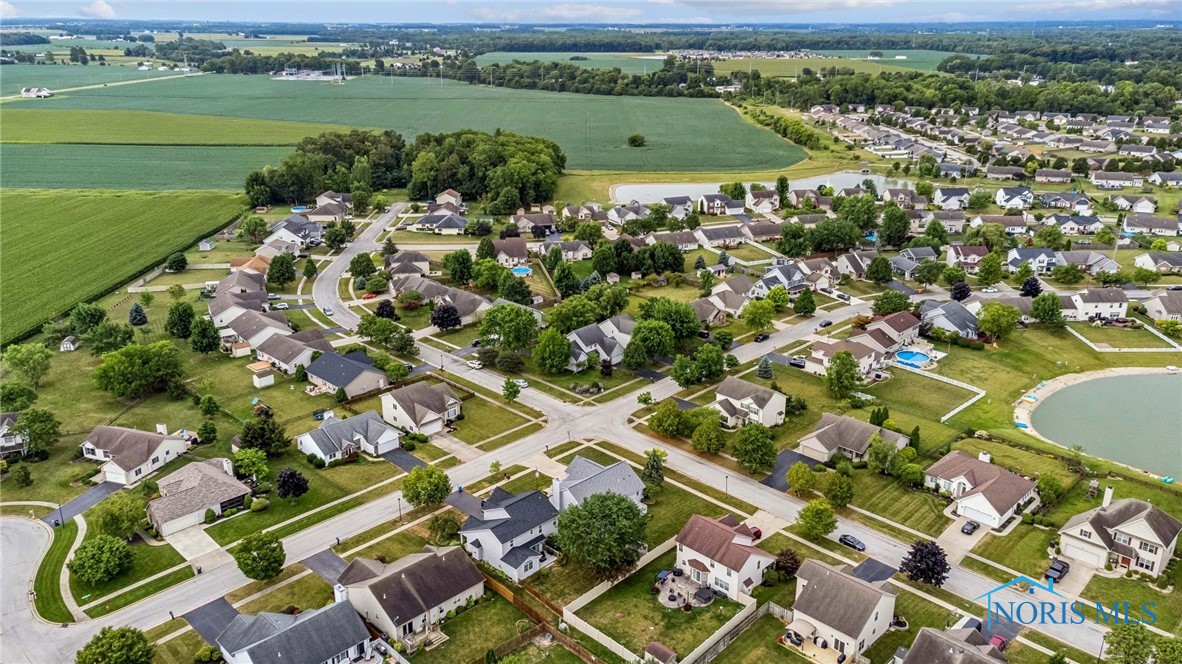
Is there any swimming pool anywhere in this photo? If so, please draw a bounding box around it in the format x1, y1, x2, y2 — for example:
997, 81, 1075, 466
511, 266, 533, 277
291, 206, 311, 213
896, 350, 930, 368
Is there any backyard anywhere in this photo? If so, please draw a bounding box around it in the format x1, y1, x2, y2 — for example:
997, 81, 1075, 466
1067, 322, 1175, 349
410, 595, 532, 664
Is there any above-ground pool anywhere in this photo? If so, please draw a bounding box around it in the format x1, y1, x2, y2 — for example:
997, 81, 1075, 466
896, 350, 930, 368
511, 266, 533, 277
291, 206, 311, 213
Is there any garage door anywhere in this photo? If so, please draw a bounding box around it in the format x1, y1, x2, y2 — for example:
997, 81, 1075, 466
960, 505, 1000, 530
162, 511, 203, 537
1062, 540, 1106, 567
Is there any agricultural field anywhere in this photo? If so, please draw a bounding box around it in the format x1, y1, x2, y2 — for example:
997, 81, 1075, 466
812, 49, 976, 71
0, 109, 355, 145
473, 51, 664, 75
0, 189, 246, 343
0, 63, 181, 96
24, 74, 803, 172
713, 57, 916, 78
0, 144, 290, 190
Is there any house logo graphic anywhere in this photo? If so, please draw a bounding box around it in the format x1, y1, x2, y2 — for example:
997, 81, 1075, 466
973, 576, 1157, 630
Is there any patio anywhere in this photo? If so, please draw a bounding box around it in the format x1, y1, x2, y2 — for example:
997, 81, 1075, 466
654, 569, 716, 610
779, 618, 846, 664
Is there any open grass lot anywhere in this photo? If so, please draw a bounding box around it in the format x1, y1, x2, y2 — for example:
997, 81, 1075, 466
865, 368, 976, 423
950, 438, 1077, 485
473, 51, 661, 75
347, 527, 431, 563
0, 64, 181, 95
831, 471, 952, 538
713, 613, 805, 664
577, 550, 743, 657
0, 144, 291, 189
410, 595, 531, 664
1081, 574, 1182, 634
85, 567, 195, 618
0, 189, 244, 342
33, 520, 77, 623
238, 573, 333, 614
971, 524, 1054, 578
33, 75, 803, 172
713, 57, 916, 78
151, 628, 209, 664
813, 50, 976, 71
1, 109, 355, 145
451, 396, 534, 445
862, 591, 959, 664
1068, 322, 1176, 349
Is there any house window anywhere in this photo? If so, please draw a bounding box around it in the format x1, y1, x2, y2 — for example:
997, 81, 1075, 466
524, 560, 534, 573
1079, 529, 1092, 539
1114, 532, 1131, 545
714, 577, 729, 592
1136, 558, 1155, 572
135, 468, 142, 476
1139, 542, 1159, 555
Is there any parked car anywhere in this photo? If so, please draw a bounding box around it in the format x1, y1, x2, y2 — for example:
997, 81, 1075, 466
471, 339, 481, 347
838, 534, 866, 551
820, 288, 833, 294
982, 287, 999, 293
788, 356, 807, 368
961, 520, 980, 535
267, 293, 280, 301
989, 635, 1009, 652
818, 320, 834, 329
361, 293, 377, 300
272, 302, 290, 310
753, 333, 770, 342
466, 360, 483, 370
836, 293, 851, 301
697, 330, 711, 339
323, 306, 334, 316
403, 363, 415, 372
513, 378, 529, 388
749, 526, 762, 540
1045, 559, 1070, 582
312, 409, 333, 421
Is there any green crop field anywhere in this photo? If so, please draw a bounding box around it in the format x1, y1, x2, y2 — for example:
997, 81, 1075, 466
0, 144, 291, 189
713, 57, 917, 78
0, 189, 245, 343
24, 74, 804, 172
813, 49, 976, 71
473, 51, 664, 75
1, 109, 356, 145
0, 64, 181, 96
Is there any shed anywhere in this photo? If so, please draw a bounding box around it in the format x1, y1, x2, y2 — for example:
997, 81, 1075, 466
59, 336, 79, 352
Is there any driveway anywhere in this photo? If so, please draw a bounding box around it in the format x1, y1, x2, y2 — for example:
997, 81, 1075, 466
445, 491, 484, 518
166, 527, 221, 562
760, 450, 814, 492
886, 280, 918, 295
936, 515, 990, 565
672, 398, 699, 411
764, 352, 791, 366
408, 363, 436, 377
382, 448, 427, 473
632, 367, 666, 381
851, 558, 897, 583
184, 598, 239, 643
302, 549, 348, 584
42, 481, 120, 525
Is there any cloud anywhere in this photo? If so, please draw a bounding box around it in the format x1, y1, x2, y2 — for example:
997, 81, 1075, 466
79, 0, 115, 18
469, 3, 641, 21
0, 1, 16, 17
1034, 0, 1179, 9
671, 0, 902, 15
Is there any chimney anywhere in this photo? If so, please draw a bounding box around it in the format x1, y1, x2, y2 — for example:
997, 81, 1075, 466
978, 451, 992, 464
156, 423, 169, 435
1103, 485, 1114, 508
333, 583, 348, 603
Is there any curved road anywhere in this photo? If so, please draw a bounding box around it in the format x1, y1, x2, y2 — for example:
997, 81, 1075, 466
311, 203, 406, 331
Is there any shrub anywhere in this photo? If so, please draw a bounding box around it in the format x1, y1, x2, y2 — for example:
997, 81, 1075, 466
955, 337, 985, 350
204, 508, 217, 524
326, 455, 358, 468
250, 498, 269, 512
402, 440, 417, 451
812, 463, 826, 472
1104, 562, 1113, 571
146, 528, 157, 538
305, 453, 326, 469
224, 508, 238, 517
242, 495, 253, 510
446, 609, 456, 618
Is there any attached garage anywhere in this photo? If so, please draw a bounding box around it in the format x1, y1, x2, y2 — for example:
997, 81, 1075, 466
957, 495, 1003, 530
1061, 539, 1107, 567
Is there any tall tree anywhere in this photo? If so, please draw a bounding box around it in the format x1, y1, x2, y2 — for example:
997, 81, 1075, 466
532, 329, 572, 374
89, 492, 145, 539
76, 627, 154, 664
866, 256, 893, 284
70, 302, 108, 336
824, 350, 861, 399
979, 302, 1022, 342
872, 290, 911, 316
3, 343, 53, 388
741, 299, 775, 333
556, 493, 647, 580
1019, 275, 1043, 298
825, 472, 855, 508
430, 303, 462, 331
443, 250, 474, 284
164, 301, 195, 339
899, 540, 950, 587
402, 465, 451, 507
793, 288, 816, 316
93, 341, 184, 399
786, 461, 816, 496
691, 418, 725, 454
1031, 292, 1065, 328
476, 236, 496, 261
349, 253, 376, 279
552, 261, 581, 298
84, 321, 134, 356
732, 423, 775, 473
190, 317, 220, 354
234, 531, 285, 581
797, 499, 837, 540
976, 252, 1004, 286
879, 204, 910, 248
240, 412, 290, 457
642, 449, 666, 486
276, 467, 309, 502
1106, 623, 1153, 664
68, 535, 133, 585
478, 304, 538, 351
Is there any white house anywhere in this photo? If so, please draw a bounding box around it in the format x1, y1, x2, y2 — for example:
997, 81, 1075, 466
147, 458, 249, 536
933, 187, 971, 210
797, 414, 909, 463
1090, 171, 1143, 188
435, 188, 463, 208
492, 238, 529, 267
1124, 214, 1179, 237
994, 187, 1033, 210
81, 425, 191, 486
1149, 172, 1182, 187
1110, 196, 1157, 214
804, 339, 882, 378
698, 194, 744, 216
918, 300, 980, 339
790, 559, 897, 661
1066, 288, 1128, 321
549, 455, 646, 513
946, 245, 989, 273
217, 602, 371, 664
254, 333, 331, 375
410, 212, 468, 235
538, 240, 593, 262
1006, 247, 1056, 274
709, 376, 788, 428
674, 514, 774, 601
296, 411, 402, 463
1134, 252, 1182, 273
566, 315, 634, 371
745, 189, 779, 213
337, 546, 484, 651
1144, 289, 1182, 321
0, 412, 29, 458
381, 382, 462, 436
924, 451, 1036, 529
1058, 487, 1182, 578
460, 488, 559, 583
223, 310, 292, 351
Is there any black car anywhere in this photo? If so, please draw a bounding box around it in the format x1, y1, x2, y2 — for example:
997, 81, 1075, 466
836, 293, 851, 301
788, 357, 807, 368
404, 363, 415, 372
961, 520, 980, 535
818, 320, 834, 329
1045, 559, 1070, 582
838, 534, 866, 551
697, 330, 711, 339
753, 333, 770, 342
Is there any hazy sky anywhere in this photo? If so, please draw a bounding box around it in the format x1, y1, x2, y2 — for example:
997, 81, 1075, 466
2, 0, 1181, 24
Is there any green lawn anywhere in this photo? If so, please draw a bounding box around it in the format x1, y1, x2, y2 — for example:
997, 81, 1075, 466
451, 396, 533, 445
1045, 478, 1182, 529
971, 525, 1055, 578
577, 550, 743, 657
865, 368, 976, 424
70, 528, 187, 604
862, 591, 959, 664
527, 559, 601, 607
84, 567, 195, 618
830, 471, 952, 538
951, 438, 1077, 485
151, 628, 209, 664
0, 188, 245, 342
713, 613, 805, 664
1068, 322, 1175, 349
347, 529, 431, 563
238, 574, 333, 615
410, 595, 531, 664
1080, 574, 1182, 634
33, 520, 78, 623
225, 564, 310, 604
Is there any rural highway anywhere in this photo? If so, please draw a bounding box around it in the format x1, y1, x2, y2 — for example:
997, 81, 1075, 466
0, 71, 205, 100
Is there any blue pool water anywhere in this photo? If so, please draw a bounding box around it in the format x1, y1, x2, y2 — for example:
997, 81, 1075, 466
291, 206, 311, 213
511, 266, 533, 277
896, 350, 930, 367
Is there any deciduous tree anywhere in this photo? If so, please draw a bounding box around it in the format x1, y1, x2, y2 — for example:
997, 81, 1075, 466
233, 448, 269, 481
189, 317, 220, 354
976, 252, 1004, 286
240, 412, 290, 457
793, 288, 816, 316
276, 467, 309, 502
649, 399, 689, 437
900, 540, 950, 587
68, 534, 133, 585
732, 423, 775, 473
786, 461, 815, 496
3, 343, 53, 388
691, 418, 725, 454
741, 299, 775, 333
532, 329, 572, 374
94, 341, 184, 399
824, 350, 861, 399
502, 377, 521, 403
872, 290, 911, 316
825, 472, 855, 508
866, 256, 893, 284
478, 304, 538, 351
234, 531, 285, 581
76, 627, 154, 664
1031, 292, 1066, 328
430, 303, 462, 331
979, 302, 1022, 341
403, 464, 451, 507
798, 499, 837, 540
90, 492, 145, 540
164, 301, 195, 339
556, 493, 647, 580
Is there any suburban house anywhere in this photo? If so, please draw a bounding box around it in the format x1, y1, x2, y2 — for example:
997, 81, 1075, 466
674, 514, 774, 601
1110, 195, 1157, 214
305, 200, 350, 224
709, 376, 788, 428
265, 214, 323, 247
216, 602, 371, 664
1058, 487, 1182, 578
1064, 288, 1128, 321
1091, 171, 1143, 188
549, 455, 646, 513
698, 194, 744, 216
804, 340, 882, 378
460, 487, 559, 583
1123, 214, 1179, 237
890, 255, 920, 280
566, 315, 634, 371
694, 225, 747, 248
1134, 252, 1182, 273
81, 425, 191, 486
900, 247, 937, 263
882, 188, 922, 208
512, 212, 557, 236
786, 189, 832, 210
660, 196, 695, 220
924, 451, 1036, 529
223, 310, 292, 352
745, 189, 779, 213
229, 254, 271, 276
1039, 192, 1093, 216
381, 382, 462, 436
835, 250, 881, 280
316, 190, 353, 209
797, 413, 909, 463
607, 204, 651, 226
411, 212, 468, 235
1046, 215, 1104, 235
646, 231, 699, 252
892, 627, 1005, 664
1006, 247, 1056, 274
305, 351, 387, 399
147, 458, 249, 536
1149, 172, 1182, 187
915, 210, 967, 236
790, 559, 897, 661
1053, 250, 1119, 276
1034, 168, 1073, 184
435, 188, 463, 208
690, 298, 728, 327
740, 220, 782, 242
0, 412, 28, 457
1144, 289, 1182, 321
985, 166, 1025, 181
254, 237, 300, 261
994, 187, 1033, 210
946, 245, 989, 273
919, 300, 980, 339
337, 546, 484, 651
561, 203, 603, 221
971, 215, 1029, 236
847, 311, 921, 355
296, 411, 402, 463
934, 187, 971, 210
386, 251, 431, 277
538, 240, 593, 262
750, 259, 835, 297
492, 238, 529, 267
207, 272, 268, 327
388, 275, 491, 325
254, 332, 333, 376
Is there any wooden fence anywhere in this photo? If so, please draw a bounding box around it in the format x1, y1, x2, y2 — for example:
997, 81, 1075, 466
479, 572, 604, 664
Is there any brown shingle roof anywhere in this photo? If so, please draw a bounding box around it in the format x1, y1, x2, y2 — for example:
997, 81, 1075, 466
674, 514, 771, 572
84, 426, 182, 471
925, 451, 1035, 514
794, 559, 897, 638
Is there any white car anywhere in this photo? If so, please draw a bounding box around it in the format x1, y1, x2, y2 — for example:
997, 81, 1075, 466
466, 360, 483, 370
323, 306, 334, 316
981, 287, 999, 294
272, 302, 290, 310
513, 378, 529, 388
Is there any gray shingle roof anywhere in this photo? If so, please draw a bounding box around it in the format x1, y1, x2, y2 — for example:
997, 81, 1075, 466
925, 451, 1035, 514
339, 546, 483, 625
83, 426, 180, 472
675, 514, 770, 573
901, 627, 1004, 663
558, 456, 644, 505
794, 559, 897, 639
383, 382, 460, 427
298, 411, 399, 458
306, 351, 382, 389
148, 458, 249, 525
460, 488, 558, 544
803, 413, 908, 456
715, 376, 778, 409
217, 602, 369, 664
1061, 498, 1182, 552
